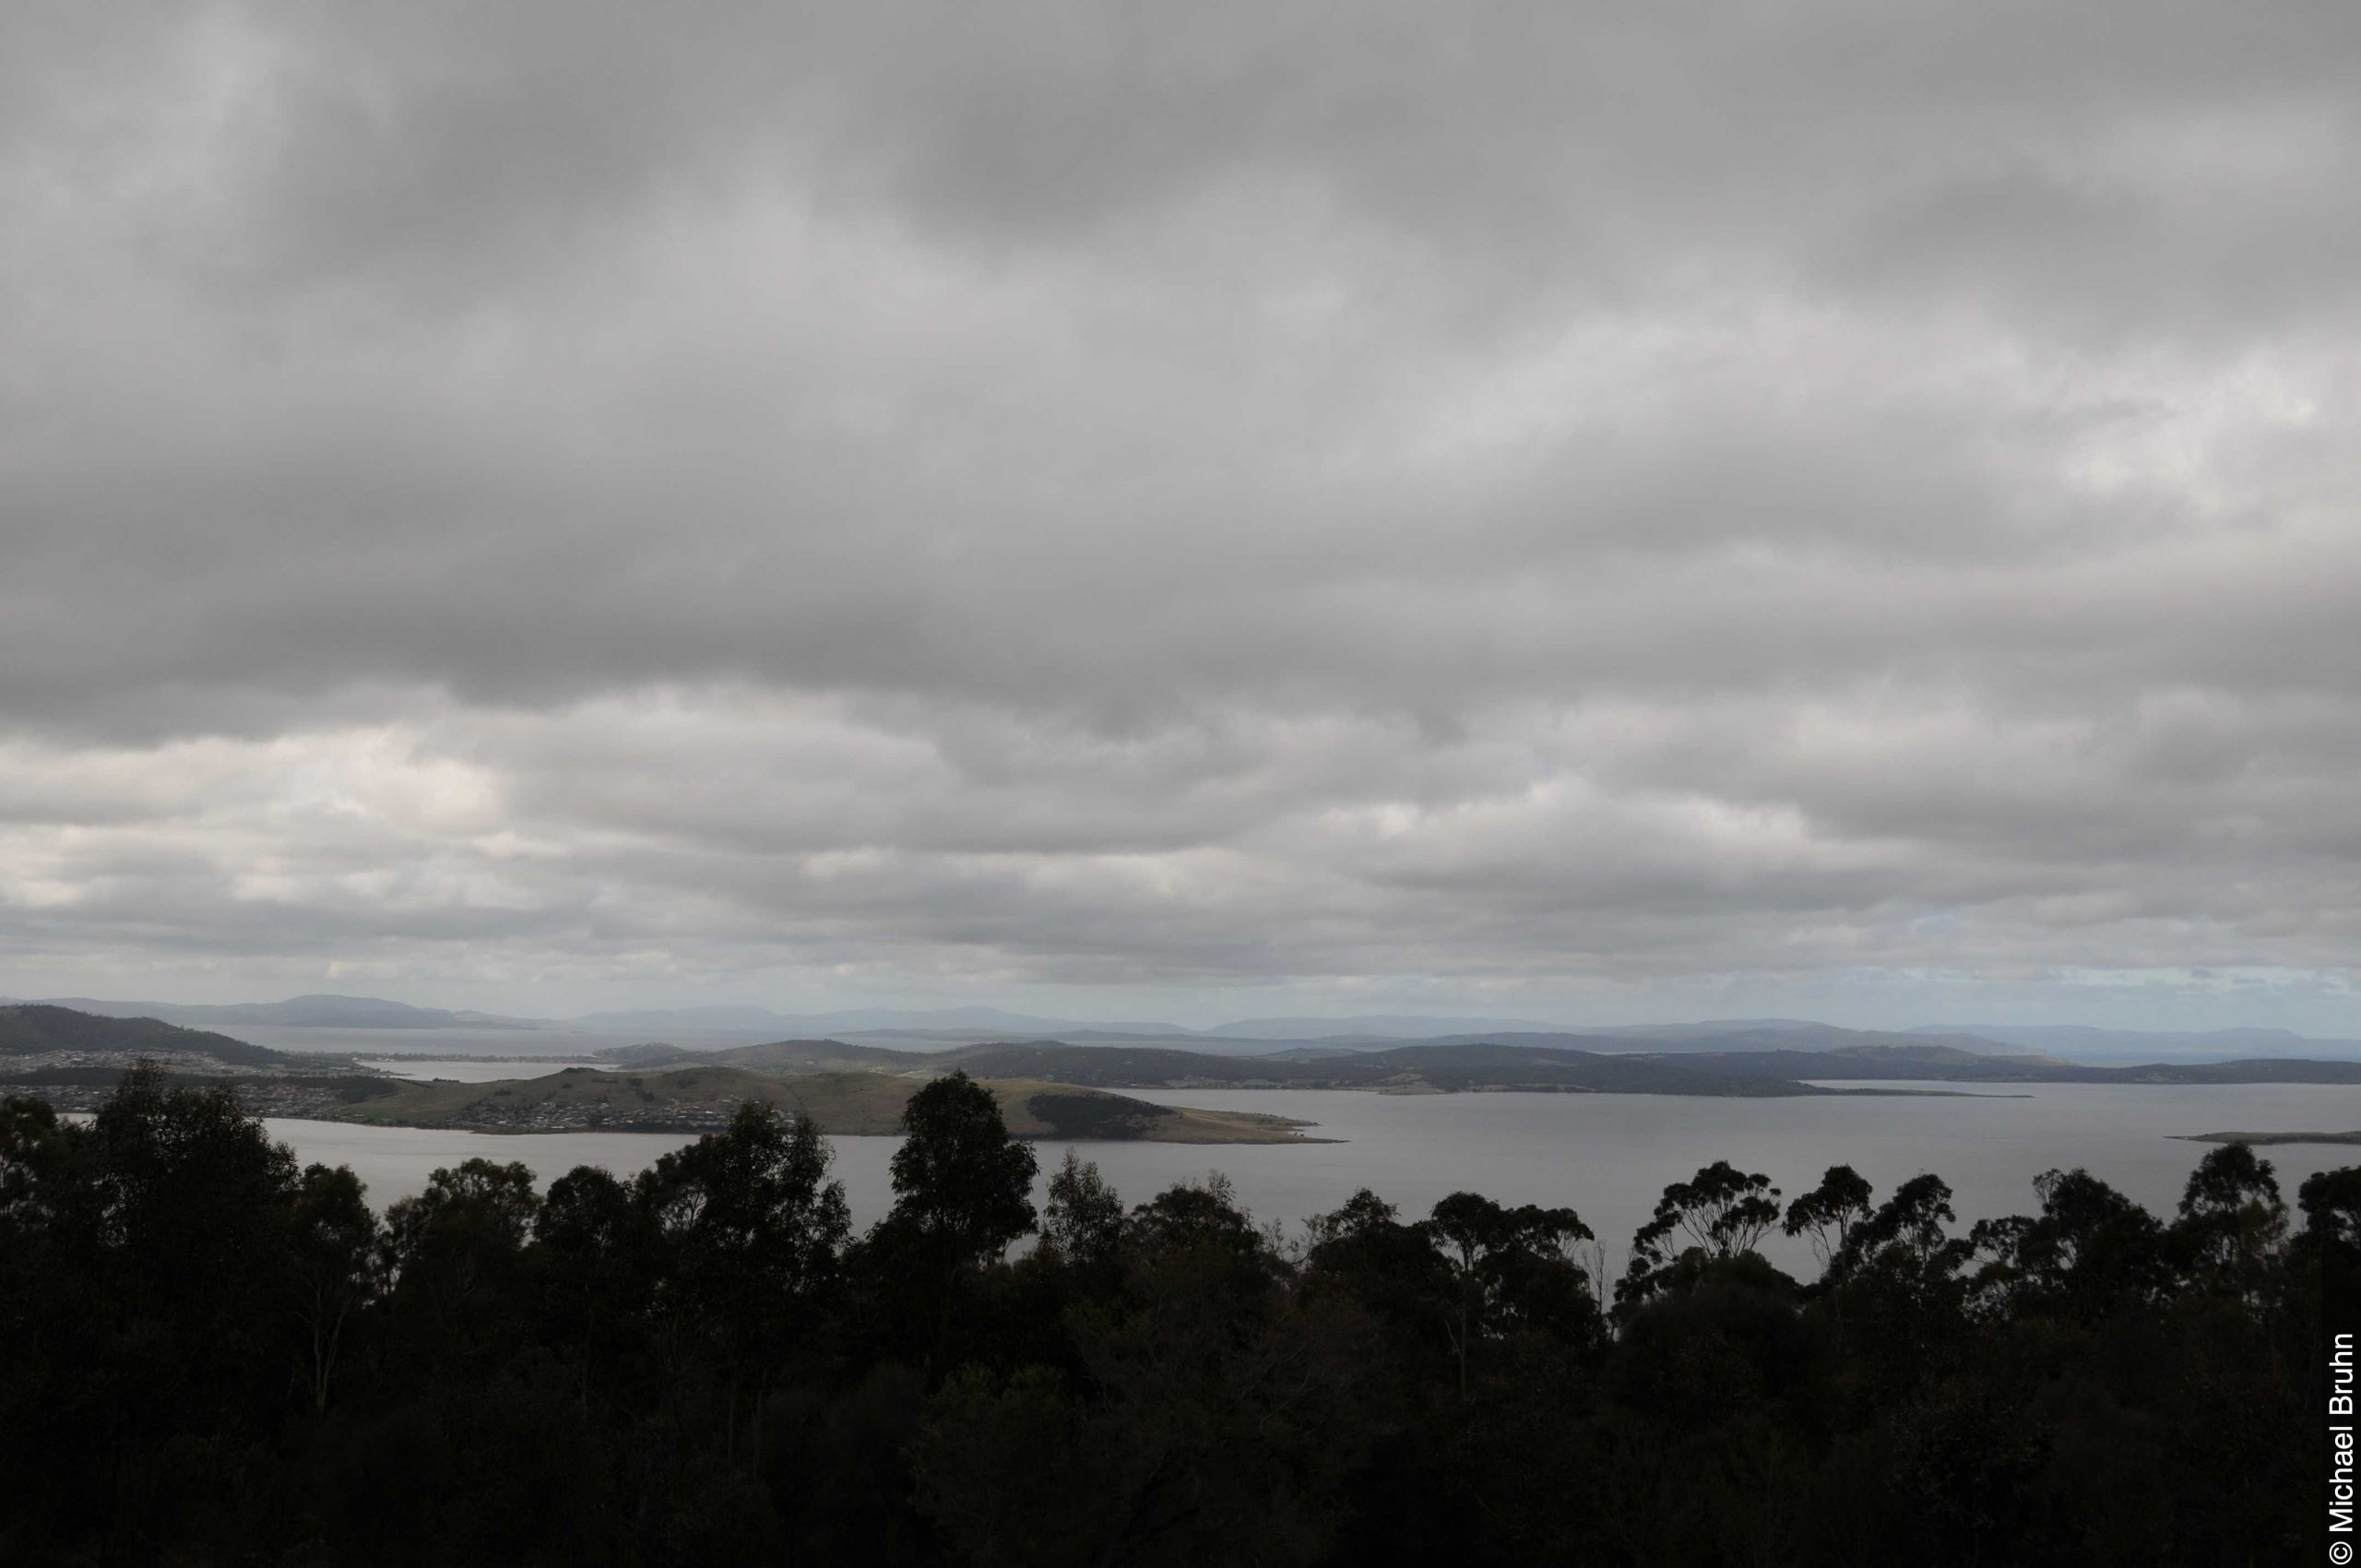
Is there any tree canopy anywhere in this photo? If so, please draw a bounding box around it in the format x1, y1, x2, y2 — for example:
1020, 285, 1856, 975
0, 1065, 2322, 1566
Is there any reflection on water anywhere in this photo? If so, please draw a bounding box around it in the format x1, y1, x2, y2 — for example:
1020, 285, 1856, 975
260, 1079, 2361, 1273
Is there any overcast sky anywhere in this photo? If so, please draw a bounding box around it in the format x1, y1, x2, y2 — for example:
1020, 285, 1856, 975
4, 3, 2359, 1030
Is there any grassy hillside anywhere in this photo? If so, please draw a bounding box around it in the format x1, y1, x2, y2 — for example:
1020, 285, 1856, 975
928, 1039, 1822, 1096
328, 1065, 1317, 1142
599, 1037, 1832, 1097
604, 1038, 919, 1073
598, 1027, 2361, 1097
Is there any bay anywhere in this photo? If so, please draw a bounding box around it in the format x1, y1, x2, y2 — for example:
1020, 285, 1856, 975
357, 1057, 606, 1083
256, 1078, 2361, 1275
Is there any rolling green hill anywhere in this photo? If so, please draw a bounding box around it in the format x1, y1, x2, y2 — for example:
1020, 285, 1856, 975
602, 1038, 915, 1073
599, 1036, 1832, 1096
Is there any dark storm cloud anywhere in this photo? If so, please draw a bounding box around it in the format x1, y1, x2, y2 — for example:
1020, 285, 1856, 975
2, 0, 2356, 1023
181, 3, 2361, 332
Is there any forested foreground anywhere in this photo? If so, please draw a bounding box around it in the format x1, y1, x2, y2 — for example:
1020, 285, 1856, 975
0, 1065, 2331, 1565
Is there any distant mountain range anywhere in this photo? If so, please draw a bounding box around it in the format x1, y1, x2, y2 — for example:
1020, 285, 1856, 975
6, 993, 2358, 1063
600, 1032, 2361, 1092
564, 1004, 1201, 1039
1201, 1013, 1595, 1039
1911, 1023, 2361, 1060
1410, 1025, 2033, 1058
15, 993, 542, 1031
601, 1037, 1848, 1098
13, 1004, 2361, 1110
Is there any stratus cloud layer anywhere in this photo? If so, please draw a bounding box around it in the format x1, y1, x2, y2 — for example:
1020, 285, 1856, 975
2, 3, 2357, 1026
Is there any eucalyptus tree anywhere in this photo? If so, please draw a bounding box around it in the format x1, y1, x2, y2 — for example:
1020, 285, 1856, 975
1619, 1161, 1782, 1313
1423, 1192, 1598, 1396
635, 1100, 849, 1463
888, 1071, 1038, 1265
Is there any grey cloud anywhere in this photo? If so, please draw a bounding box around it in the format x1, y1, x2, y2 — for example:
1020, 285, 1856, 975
2, 1, 2357, 1027
191, 4, 2356, 326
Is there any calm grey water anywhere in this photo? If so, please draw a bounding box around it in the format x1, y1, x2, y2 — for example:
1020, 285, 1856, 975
235, 1025, 658, 1059
358, 1058, 605, 1083
258, 1079, 2361, 1275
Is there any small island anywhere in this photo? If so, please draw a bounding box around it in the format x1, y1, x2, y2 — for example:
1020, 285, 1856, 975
2175, 1129, 2361, 1147
330, 1064, 1325, 1144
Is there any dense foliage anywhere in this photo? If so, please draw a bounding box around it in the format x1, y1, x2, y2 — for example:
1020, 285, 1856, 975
0, 1064, 2328, 1564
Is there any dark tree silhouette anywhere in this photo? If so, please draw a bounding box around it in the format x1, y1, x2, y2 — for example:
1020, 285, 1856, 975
1783, 1163, 1873, 1277
0, 1067, 2329, 1566
381, 1157, 542, 1349
1424, 1192, 1597, 1396
1619, 1160, 1782, 1313
2171, 1142, 2286, 1296
287, 1162, 378, 1415
1969, 1166, 2165, 1322
638, 1100, 849, 1462
889, 1072, 1038, 1265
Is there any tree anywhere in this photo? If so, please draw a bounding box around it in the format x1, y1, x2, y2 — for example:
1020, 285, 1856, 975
2171, 1143, 2286, 1297
91, 1063, 301, 1302
1968, 1167, 2165, 1322
1422, 1192, 1597, 1396
1827, 1171, 1969, 1318
2300, 1165, 2361, 1254
16, 1065, 306, 1558
919, 1175, 1376, 1568
1041, 1150, 1123, 1266
1123, 1170, 1264, 1269
888, 1072, 1038, 1265
1783, 1164, 1873, 1281
1619, 1161, 1781, 1313
1303, 1189, 1452, 1361
381, 1157, 542, 1353
536, 1164, 659, 1417
286, 1162, 379, 1415
0, 1094, 67, 1230
0, 1070, 2338, 1564
1306, 1187, 1403, 1253
87, 1064, 303, 1397
636, 1100, 848, 1462
385, 1158, 540, 1269
1664, 1161, 1784, 1255
1852, 1172, 1959, 1263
